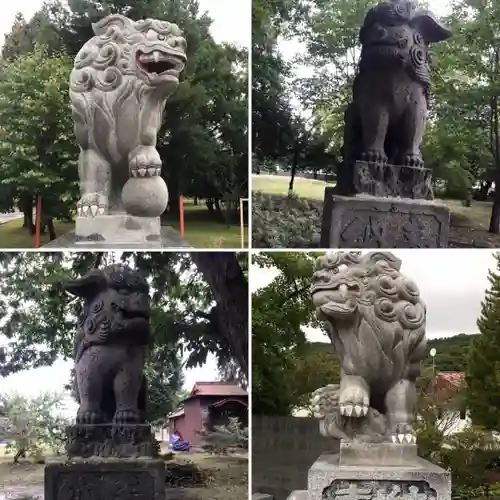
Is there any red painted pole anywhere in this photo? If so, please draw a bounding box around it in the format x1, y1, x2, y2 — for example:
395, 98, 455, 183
34, 196, 42, 248
179, 196, 184, 237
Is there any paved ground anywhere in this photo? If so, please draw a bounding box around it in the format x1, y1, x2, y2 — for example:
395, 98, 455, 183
0, 212, 23, 225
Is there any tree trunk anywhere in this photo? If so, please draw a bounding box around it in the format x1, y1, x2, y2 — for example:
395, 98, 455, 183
489, 50, 500, 234
20, 195, 35, 232
288, 140, 299, 194
189, 252, 248, 379
13, 447, 26, 464
47, 217, 57, 240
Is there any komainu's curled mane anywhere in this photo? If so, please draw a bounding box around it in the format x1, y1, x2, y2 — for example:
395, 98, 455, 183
310, 251, 427, 444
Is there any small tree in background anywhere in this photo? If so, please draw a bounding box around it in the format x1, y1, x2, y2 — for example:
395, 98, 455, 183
198, 417, 248, 454
0, 391, 68, 462
466, 251, 500, 431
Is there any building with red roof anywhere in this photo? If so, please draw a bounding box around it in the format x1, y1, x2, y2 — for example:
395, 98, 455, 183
167, 381, 248, 446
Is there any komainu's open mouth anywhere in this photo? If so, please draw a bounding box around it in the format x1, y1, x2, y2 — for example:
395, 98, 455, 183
136, 50, 186, 75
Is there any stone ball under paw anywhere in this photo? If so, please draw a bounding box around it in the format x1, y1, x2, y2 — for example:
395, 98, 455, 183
122, 176, 169, 217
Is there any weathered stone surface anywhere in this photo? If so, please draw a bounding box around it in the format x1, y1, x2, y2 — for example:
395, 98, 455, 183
337, 0, 452, 196
353, 161, 433, 200
44, 459, 165, 500
64, 264, 150, 427
320, 191, 450, 248
75, 214, 161, 243
307, 454, 451, 500
43, 226, 190, 248
310, 252, 426, 444
339, 442, 418, 467
287, 493, 307, 500
70, 14, 186, 219
253, 494, 275, 500
66, 424, 155, 458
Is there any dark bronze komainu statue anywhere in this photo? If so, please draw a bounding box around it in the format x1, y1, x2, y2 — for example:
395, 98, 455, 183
45, 264, 165, 500
337, 0, 452, 198
65, 264, 150, 425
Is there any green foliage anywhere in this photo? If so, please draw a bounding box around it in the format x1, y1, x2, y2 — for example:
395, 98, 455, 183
0, 46, 79, 224
466, 252, 500, 431
0, 251, 248, 381
0, 391, 68, 462
425, 334, 476, 372
252, 252, 324, 415
252, 192, 322, 248
441, 427, 498, 490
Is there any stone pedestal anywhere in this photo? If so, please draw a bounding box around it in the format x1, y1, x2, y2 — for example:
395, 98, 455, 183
45, 424, 164, 500
43, 214, 190, 248
75, 214, 161, 243
320, 190, 450, 248
45, 458, 165, 500
286, 451, 451, 500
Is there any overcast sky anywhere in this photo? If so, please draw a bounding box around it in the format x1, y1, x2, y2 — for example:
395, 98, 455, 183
251, 250, 496, 343
0, 0, 250, 49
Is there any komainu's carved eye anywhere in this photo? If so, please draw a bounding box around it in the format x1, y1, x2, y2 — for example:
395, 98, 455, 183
158, 34, 166, 40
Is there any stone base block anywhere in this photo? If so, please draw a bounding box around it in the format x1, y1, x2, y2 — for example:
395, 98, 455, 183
305, 453, 451, 500
75, 214, 160, 243
44, 226, 190, 248
320, 190, 450, 248
65, 424, 155, 458
339, 441, 418, 467
44, 458, 165, 500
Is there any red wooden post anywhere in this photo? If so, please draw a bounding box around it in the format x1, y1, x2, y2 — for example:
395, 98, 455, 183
179, 196, 184, 237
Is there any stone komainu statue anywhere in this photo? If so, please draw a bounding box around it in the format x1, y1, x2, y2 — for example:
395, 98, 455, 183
70, 14, 187, 218
337, 0, 451, 194
65, 264, 151, 424
310, 251, 427, 443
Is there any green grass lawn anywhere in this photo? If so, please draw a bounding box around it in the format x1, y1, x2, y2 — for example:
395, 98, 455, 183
252, 174, 335, 199
0, 200, 248, 249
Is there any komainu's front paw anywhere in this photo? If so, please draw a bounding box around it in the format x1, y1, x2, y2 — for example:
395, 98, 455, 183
389, 422, 416, 444
76, 409, 104, 424
402, 152, 424, 168
361, 149, 388, 164
113, 409, 141, 424
77, 193, 108, 217
129, 146, 162, 178
339, 383, 369, 417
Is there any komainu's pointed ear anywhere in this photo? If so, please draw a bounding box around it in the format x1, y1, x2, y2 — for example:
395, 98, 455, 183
64, 271, 107, 298
411, 10, 452, 44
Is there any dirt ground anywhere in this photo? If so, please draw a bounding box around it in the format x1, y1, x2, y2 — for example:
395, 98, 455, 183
0, 452, 248, 500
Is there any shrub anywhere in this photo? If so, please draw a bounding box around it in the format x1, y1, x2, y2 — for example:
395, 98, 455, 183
252, 192, 322, 248
441, 427, 497, 489
198, 417, 248, 454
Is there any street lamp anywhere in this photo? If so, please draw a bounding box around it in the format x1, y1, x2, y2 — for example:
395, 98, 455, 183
430, 348, 436, 377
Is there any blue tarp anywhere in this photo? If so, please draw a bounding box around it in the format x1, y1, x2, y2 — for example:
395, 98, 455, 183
168, 432, 190, 452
